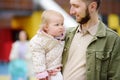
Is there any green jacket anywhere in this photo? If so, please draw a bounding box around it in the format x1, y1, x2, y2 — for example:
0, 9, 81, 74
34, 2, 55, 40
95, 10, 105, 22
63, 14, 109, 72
62, 21, 120, 80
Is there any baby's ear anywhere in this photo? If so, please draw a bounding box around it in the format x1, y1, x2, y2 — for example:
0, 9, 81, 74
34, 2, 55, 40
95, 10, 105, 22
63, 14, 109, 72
42, 24, 48, 32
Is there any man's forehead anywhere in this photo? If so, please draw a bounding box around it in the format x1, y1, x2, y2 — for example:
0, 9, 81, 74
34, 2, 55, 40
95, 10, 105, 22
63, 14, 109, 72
70, 0, 80, 4
70, 0, 84, 4
70, 0, 86, 6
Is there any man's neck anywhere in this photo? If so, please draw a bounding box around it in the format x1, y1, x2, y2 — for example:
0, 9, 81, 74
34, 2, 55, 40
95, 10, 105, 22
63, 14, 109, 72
81, 14, 99, 28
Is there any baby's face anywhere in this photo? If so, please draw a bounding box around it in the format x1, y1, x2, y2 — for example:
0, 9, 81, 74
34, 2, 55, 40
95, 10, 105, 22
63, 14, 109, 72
46, 15, 64, 37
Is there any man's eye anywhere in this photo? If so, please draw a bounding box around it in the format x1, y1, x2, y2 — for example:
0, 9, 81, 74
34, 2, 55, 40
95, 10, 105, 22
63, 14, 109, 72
73, 5, 79, 8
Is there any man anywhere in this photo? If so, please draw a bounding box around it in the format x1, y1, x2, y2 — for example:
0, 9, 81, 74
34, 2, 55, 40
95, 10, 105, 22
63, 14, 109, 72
62, 0, 120, 80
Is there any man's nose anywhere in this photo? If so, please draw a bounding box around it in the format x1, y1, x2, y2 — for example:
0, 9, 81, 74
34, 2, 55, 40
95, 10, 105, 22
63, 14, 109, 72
70, 7, 75, 15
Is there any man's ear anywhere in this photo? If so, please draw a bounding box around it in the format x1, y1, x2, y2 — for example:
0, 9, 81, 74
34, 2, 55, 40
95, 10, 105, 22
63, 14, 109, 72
89, 2, 97, 12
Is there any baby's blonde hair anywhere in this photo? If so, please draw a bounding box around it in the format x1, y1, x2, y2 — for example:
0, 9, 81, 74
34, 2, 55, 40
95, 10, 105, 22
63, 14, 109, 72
40, 10, 64, 32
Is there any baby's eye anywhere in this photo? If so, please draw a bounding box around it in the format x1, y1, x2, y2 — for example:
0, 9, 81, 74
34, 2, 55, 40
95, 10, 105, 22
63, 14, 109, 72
61, 23, 63, 26
55, 24, 59, 26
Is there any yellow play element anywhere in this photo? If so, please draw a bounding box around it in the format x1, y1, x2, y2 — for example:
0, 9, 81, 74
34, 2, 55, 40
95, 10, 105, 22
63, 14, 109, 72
108, 14, 120, 35
11, 11, 43, 39
0, 75, 36, 80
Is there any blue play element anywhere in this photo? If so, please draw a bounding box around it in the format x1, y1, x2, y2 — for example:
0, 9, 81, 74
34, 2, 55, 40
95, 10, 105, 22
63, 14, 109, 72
8, 59, 28, 80
0, 62, 8, 75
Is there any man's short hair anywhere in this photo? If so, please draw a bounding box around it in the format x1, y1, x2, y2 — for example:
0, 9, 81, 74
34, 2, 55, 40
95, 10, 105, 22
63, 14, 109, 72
94, 0, 101, 9
84, 0, 101, 9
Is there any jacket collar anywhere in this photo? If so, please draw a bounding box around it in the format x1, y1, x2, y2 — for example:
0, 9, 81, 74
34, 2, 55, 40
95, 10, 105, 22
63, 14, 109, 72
95, 21, 107, 38
69, 26, 79, 33
75, 21, 107, 37
76, 22, 99, 36
67, 21, 107, 41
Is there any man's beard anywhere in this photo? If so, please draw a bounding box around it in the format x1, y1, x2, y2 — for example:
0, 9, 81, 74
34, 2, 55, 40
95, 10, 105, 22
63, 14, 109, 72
79, 8, 90, 24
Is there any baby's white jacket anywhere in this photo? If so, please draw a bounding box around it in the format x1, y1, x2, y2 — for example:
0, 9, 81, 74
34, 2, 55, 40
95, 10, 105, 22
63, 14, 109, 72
30, 31, 65, 74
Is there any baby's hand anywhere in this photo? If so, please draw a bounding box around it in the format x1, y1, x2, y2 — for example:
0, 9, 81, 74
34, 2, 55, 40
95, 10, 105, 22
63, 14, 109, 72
38, 76, 49, 80
48, 67, 61, 76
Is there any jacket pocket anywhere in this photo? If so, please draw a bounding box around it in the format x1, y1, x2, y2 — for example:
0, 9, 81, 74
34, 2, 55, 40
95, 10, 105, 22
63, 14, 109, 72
95, 51, 111, 80
96, 51, 110, 60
